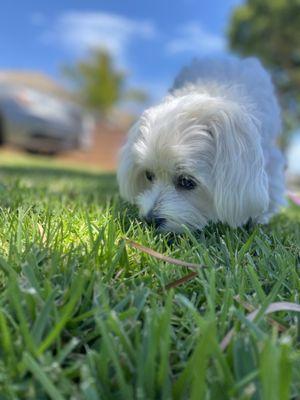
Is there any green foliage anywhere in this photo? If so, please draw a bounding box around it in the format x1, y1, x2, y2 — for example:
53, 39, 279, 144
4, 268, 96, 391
0, 155, 299, 399
228, 0, 300, 146
63, 50, 147, 114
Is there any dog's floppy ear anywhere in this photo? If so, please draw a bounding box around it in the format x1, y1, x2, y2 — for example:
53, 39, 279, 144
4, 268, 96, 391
117, 121, 145, 203
209, 100, 269, 227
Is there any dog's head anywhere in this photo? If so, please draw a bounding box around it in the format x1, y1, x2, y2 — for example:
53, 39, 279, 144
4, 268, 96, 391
117, 93, 269, 232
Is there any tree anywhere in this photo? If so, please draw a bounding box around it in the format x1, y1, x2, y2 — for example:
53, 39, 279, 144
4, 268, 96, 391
228, 0, 300, 147
63, 50, 147, 114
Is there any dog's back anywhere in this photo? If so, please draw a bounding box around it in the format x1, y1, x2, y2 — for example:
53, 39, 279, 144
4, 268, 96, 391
171, 55, 281, 143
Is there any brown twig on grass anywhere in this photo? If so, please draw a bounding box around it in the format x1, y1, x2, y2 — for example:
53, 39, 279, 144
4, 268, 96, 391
124, 239, 205, 271
165, 272, 198, 290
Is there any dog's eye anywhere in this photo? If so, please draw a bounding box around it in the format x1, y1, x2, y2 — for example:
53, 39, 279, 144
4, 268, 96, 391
145, 170, 155, 182
176, 175, 197, 190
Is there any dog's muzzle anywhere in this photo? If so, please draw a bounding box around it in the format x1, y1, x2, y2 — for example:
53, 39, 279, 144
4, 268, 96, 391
144, 211, 166, 229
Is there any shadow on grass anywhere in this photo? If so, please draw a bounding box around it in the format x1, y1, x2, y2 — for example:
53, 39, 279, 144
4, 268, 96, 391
0, 164, 115, 180
0, 164, 119, 206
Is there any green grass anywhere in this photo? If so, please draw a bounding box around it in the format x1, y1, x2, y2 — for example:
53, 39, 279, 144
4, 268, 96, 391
0, 157, 299, 400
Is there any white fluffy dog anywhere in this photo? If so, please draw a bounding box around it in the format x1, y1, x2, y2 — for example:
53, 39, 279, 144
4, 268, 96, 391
117, 56, 286, 232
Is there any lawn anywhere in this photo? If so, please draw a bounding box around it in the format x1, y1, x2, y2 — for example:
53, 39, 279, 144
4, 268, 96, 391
0, 156, 299, 400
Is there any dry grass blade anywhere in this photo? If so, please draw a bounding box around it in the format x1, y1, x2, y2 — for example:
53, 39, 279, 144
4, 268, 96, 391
37, 223, 47, 244
125, 239, 205, 270
220, 301, 300, 351
165, 272, 198, 290
234, 295, 286, 332
114, 268, 124, 280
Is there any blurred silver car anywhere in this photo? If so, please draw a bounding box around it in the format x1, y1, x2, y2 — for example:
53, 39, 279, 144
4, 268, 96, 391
0, 83, 93, 154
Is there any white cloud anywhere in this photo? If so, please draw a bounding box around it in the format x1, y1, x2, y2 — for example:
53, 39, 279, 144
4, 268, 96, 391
166, 22, 225, 55
42, 11, 157, 68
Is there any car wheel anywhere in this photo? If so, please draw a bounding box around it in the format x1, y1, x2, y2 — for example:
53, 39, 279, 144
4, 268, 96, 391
25, 148, 58, 156
26, 132, 61, 156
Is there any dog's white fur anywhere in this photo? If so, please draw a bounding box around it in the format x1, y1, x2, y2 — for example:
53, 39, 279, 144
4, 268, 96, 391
117, 56, 286, 232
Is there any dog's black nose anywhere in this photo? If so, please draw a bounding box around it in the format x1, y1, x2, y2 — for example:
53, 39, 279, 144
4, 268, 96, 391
153, 217, 166, 228
144, 212, 166, 228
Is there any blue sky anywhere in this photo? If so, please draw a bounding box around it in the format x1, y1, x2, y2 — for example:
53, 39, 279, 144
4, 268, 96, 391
0, 0, 242, 101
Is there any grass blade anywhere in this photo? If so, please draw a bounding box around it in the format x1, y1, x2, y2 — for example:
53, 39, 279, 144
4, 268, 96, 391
23, 353, 66, 400
37, 275, 84, 354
